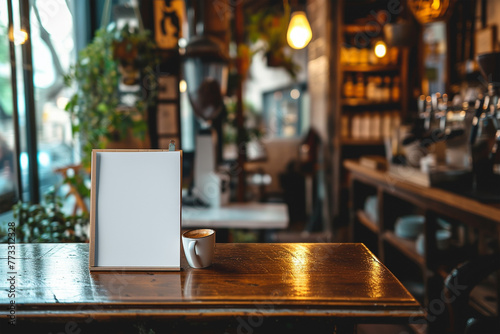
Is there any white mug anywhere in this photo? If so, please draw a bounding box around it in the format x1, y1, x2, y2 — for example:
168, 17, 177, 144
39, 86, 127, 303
182, 229, 215, 268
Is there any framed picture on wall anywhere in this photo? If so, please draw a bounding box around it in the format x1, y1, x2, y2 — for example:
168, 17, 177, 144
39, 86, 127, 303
157, 103, 179, 135
158, 75, 178, 100
154, 0, 185, 49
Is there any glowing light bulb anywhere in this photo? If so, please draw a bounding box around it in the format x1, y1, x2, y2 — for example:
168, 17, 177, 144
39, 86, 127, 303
179, 80, 187, 93
9, 28, 28, 45
178, 38, 187, 48
286, 11, 312, 50
374, 41, 387, 58
431, 0, 441, 10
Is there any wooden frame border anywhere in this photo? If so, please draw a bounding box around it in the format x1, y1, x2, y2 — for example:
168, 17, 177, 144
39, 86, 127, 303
89, 149, 182, 271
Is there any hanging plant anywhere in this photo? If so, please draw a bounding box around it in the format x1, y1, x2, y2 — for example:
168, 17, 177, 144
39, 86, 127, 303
64, 25, 159, 168
246, 2, 301, 79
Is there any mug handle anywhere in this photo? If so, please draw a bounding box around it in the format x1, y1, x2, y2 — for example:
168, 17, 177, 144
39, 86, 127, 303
188, 240, 202, 268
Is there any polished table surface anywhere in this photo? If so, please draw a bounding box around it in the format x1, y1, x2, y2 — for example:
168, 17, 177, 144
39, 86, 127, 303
182, 202, 289, 229
0, 243, 423, 331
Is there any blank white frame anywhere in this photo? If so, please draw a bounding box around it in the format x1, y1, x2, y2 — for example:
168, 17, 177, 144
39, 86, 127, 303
89, 149, 182, 271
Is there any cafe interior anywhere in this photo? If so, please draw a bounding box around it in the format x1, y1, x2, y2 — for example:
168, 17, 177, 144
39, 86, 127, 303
2, 0, 500, 333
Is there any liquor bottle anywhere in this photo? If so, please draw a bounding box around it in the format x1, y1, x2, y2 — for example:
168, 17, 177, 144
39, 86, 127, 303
355, 73, 365, 99
383, 76, 391, 102
343, 74, 354, 98
374, 76, 383, 102
392, 76, 400, 102
366, 76, 376, 100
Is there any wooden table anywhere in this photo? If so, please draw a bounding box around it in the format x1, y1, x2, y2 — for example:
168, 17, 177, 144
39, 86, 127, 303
0, 243, 423, 333
182, 202, 288, 229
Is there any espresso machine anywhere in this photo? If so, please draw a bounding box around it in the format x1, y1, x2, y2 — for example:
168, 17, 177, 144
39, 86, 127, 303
471, 52, 500, 195
183, 34, 230, 207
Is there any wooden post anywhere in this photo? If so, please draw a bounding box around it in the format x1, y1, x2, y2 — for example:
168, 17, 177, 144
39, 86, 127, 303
235, 1, 246, 202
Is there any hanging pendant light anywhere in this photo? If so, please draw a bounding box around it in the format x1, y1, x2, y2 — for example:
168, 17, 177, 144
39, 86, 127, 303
408, 0, 454, 24
286, 11, 312, 49
374, 40, 387, 58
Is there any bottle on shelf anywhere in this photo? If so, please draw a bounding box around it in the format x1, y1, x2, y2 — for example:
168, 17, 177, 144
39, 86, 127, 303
360, 112, 370, 139
350, 111, 402, 141
351, 114, 361, 139
355, 73, 365, 99
392, 111, 401, 131
371, 112, 381, 139
389, 47, 399, 64
369, 47, 379, 65
344, 74, 355, 98
392, 76, 400, 102
359, 48, 369, 65
341, 115, 350, 138
382, 112, 392, 138
383, 76, 392, 102
374, 76, 383, 102
366, 76, 376, 100
344, 110, 400, 141
348, 47, 360, 65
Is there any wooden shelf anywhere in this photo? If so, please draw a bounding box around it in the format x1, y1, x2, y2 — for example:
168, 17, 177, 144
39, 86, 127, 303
342, 98, 399, 107
342, 65, 399, 72
341, 138, 385, 146
356, 210, 379, 233
348, 159, 500, 319
345, 160, 500, 224
383, 231, 425, 268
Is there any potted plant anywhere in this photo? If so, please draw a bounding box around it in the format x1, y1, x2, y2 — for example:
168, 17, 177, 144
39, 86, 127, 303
1, 188, 89, 243
64, 25, 159, 167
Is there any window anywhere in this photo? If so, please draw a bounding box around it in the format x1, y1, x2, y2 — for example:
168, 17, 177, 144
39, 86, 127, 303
30, 0, 78, 195
0, 0, 16, 212
262, 83, 309, 138
0, 0, 87, 212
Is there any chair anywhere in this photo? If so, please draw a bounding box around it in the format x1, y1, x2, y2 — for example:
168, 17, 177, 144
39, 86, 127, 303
444, 253, 500, 334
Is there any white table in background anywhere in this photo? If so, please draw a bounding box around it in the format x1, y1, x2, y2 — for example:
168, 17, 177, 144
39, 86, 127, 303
182, 202, 288, 229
